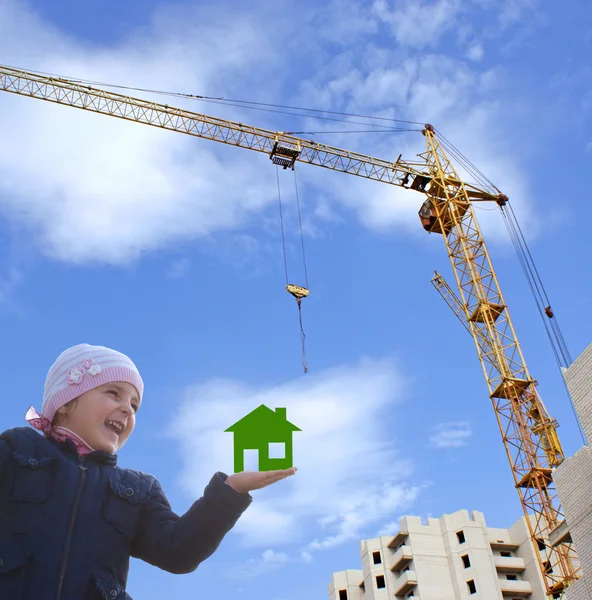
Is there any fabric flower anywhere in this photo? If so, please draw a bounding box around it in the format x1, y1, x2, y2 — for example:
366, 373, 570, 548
82, 358, 94, 370
88, 364, 101, 376
67, 367, 84, 385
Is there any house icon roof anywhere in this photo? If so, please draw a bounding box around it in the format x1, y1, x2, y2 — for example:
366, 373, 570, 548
224, 404, 301, 435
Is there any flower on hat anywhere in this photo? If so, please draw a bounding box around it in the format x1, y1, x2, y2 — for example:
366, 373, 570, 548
67, 358, 102, 385
67, 367, 84, 385
88, 364, 101, 376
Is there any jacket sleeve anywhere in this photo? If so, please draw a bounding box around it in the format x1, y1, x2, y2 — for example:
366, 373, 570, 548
131, 472, 252, 574
0, 437, 11, 495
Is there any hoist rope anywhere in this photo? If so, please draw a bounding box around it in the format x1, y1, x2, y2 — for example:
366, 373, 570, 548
296, 299, 308, 374
293, 169, 309, 373
276, 166, 309, 373
293, 169, 309, 290
276, 167, 289, 286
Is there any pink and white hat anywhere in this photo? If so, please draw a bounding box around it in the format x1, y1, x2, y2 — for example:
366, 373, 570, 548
26, 344, 144, 432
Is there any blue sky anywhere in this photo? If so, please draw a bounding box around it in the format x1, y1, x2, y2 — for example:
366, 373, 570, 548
0, 0, 591, 598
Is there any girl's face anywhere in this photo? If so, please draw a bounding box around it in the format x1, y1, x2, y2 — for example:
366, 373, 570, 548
54, 381, 141, 453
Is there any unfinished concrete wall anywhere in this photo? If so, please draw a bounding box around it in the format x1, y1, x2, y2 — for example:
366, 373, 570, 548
554, 446, 592, 600
328, 569, 365, 600
555, 342, 592, 600
563, 343, 592, 444
330, 510, 546, 599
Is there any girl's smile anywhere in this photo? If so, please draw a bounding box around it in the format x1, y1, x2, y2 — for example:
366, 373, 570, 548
54, 381, 141, 453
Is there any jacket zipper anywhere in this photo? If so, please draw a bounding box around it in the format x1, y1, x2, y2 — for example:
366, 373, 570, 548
56, 455, 87, 600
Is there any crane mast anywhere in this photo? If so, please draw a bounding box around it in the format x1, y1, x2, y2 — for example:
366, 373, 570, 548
0, 64, 579, 596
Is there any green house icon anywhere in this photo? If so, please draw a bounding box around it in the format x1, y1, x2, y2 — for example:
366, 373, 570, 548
224, 405, 301, 473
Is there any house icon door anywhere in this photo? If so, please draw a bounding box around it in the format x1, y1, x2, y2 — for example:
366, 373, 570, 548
224, 405, 301, 473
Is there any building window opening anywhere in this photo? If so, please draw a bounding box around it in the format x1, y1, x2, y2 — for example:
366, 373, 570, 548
507, 574, 518, 581
372, 551, 382, 565
467, 580, 477, 594
376, 575, 385, 589
338, 590, 348, 600
500, 551, 512, 558
461, 554, 471, 568
456, 530, 466, 544
536, 538, 546, 551
543, 560, 553, 574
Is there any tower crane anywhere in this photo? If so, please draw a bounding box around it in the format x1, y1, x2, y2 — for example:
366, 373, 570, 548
0, 64, 579, 597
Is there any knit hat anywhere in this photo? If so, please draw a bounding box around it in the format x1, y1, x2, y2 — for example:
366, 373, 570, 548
27, 344, 144, 429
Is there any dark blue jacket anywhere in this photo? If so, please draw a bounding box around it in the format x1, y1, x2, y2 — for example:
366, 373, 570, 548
0, 427, 252, 600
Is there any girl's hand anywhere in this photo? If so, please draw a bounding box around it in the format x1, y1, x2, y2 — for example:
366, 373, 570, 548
226, 467, 297, 494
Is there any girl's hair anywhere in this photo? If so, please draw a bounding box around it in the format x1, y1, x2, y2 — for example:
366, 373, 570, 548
51, 397, 79, 427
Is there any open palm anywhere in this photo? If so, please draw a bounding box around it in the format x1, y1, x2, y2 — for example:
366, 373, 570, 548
226, 467, 297, 494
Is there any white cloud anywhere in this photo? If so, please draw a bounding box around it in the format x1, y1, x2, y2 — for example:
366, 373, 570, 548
296, 53, 537, 246
429, 421, 472, 448
232, 548, 291, 579
470, 0, 540, 28
498, 0, 539, 27
372, 0, 462, 49
0, 0, 280, 265
168, 357, 425, 567
377, 519, 401, 536
0, 0, 542, 269
467, 44, 484, 61
0, 267, 23, 304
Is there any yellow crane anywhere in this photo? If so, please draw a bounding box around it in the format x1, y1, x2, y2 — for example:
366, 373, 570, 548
0, 64, 579, 597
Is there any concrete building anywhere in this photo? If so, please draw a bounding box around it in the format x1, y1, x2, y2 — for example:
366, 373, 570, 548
328, 509, 547, 600
552, 342, 592, 600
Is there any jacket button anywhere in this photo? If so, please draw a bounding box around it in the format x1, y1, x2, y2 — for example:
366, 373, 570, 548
124, 488, 134, 497
28, 458, 38, 466
109, 591, 117, 599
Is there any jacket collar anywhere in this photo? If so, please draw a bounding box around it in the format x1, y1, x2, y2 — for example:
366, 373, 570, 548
46, 434, 118, 466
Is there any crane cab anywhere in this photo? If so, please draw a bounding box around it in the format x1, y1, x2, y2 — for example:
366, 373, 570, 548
418, 198, 470, 235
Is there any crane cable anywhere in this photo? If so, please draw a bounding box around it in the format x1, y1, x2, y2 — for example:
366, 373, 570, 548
435, 128, 585, 444
6, 64, 424, 132
500, 203, 586, 446
500, 204, 572, 368
276, 166, 310, 373
435, 128, 574, 370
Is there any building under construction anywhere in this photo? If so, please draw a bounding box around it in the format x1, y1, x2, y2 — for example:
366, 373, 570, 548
329, 509, 549, 599
328, 343, 592, 600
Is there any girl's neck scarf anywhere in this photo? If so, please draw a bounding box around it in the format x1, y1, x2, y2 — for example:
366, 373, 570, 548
25, 406, 95, 455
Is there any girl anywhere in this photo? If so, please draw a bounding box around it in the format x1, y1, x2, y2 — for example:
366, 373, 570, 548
0, 343, 296, 600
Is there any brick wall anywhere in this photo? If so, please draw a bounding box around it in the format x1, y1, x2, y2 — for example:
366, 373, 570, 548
563, 343, 592, 444
555, 344, 592, 599
554, 447, 592, 599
